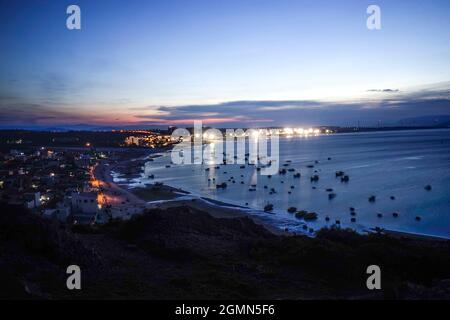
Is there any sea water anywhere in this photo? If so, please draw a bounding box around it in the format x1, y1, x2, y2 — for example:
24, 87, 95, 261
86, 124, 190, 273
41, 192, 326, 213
134, 129, 450, 238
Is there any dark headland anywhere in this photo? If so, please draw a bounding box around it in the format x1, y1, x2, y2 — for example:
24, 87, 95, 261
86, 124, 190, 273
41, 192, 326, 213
1, 202, 450, 300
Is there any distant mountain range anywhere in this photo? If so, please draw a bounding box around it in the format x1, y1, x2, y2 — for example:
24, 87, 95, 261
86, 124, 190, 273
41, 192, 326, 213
397, 115, 450, 127
1, 115, 450, 131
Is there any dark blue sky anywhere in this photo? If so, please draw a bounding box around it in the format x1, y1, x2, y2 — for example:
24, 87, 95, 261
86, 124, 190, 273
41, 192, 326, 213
0, 0, 449, 128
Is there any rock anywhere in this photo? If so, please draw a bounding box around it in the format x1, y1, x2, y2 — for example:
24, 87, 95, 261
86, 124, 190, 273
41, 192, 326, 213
287, 207, 297, 213
368, 195, 376, 203
328, 193, 337, 200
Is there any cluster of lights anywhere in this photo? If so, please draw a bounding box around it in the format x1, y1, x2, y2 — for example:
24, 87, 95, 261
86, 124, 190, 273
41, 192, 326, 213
182, 127, 328, 141
281, 128, 321, 135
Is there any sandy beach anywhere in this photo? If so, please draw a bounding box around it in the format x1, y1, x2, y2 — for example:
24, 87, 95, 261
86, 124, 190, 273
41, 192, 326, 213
90, 147, 292, 235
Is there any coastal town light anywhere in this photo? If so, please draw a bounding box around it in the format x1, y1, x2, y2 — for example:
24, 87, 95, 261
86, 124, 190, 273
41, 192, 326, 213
284, 128, 294, 135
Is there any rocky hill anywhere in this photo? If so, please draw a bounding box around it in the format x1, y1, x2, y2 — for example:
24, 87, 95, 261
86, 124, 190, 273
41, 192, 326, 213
1, 202, 450, 299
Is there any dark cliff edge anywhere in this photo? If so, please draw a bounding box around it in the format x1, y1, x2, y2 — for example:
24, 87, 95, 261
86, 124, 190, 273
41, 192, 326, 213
1, 202, 450, 300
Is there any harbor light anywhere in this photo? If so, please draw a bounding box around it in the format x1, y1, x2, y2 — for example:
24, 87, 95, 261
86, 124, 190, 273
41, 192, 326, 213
284, 128, 294, 135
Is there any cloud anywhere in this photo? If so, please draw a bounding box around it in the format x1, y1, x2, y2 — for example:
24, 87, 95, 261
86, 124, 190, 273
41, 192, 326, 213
0, 103, 112, 126
1, 83, 450, 129
367, 89, 400, 93
139, 85, 450, 127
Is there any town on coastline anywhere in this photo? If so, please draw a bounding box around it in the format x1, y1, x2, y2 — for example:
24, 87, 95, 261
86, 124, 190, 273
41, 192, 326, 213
0, 129, 177, 226
2, 126, 450, 300
1, 123, 449, 228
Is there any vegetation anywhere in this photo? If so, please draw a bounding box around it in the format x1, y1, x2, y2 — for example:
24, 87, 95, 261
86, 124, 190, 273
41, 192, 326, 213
1, 202, 450, 299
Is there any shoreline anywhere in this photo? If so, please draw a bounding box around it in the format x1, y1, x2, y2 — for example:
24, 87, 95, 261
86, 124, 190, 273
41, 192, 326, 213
99, 148, 293, 235
103, 148, 450, 242
131, 181, 450, 240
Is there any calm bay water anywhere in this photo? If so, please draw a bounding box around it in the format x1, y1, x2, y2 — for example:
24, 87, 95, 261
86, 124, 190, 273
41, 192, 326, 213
135, 129, 450, 238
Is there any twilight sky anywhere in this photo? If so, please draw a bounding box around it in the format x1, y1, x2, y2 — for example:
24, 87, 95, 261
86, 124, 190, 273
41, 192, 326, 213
0, 0, 449, 129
